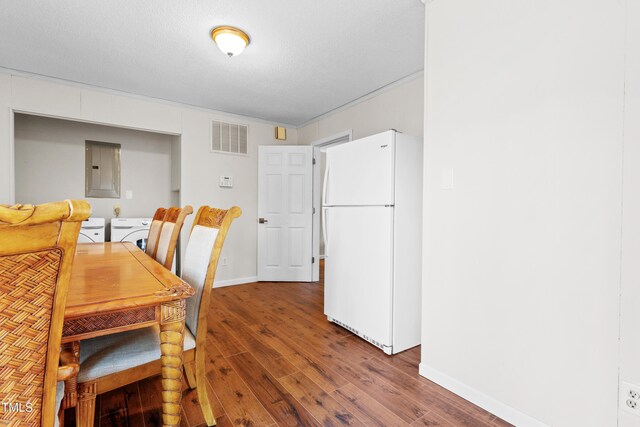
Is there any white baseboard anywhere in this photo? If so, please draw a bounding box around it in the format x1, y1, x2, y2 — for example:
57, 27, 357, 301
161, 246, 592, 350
213, 276, 258, 288
419, 363, 549, 427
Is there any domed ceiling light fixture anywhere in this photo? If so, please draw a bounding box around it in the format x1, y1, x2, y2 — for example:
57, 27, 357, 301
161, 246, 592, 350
211, 26, 250, 57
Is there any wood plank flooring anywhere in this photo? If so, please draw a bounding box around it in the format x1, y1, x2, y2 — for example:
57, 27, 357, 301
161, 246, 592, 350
64, 263, 512, 427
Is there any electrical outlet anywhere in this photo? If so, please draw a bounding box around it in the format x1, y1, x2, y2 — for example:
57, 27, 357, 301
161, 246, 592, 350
621, 381, 640, 416
221, 257, 228, 266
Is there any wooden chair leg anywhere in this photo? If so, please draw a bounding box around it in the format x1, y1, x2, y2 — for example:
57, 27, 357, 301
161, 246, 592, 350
195, 351, 216, 426
184, 361, 197, 390
76, 382, 97, 427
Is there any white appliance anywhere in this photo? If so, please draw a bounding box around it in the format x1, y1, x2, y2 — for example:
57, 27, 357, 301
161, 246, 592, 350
110, 218, 151, 250
322, 130, 422, 355
78, 217, 106, 243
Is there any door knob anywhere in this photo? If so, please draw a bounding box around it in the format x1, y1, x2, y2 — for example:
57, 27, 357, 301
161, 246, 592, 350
258, 218, 268, 224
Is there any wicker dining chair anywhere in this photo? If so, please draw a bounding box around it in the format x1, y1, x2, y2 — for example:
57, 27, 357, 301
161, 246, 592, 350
145, 207, 167, 259
75, 205, 241, 427
154, 205, 193, 270
0, 200, 90, 427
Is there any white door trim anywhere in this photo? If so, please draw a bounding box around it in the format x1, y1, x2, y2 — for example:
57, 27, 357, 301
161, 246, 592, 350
311, 130, 353, 281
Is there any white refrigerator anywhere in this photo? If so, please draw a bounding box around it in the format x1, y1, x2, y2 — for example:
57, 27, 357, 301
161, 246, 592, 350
322, 130, 422, 355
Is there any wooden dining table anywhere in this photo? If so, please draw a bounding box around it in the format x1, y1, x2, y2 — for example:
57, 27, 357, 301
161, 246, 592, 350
62, 242, 194, 427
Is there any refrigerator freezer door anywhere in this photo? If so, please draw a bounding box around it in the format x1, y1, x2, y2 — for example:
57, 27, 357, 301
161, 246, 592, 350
324, 206, 393, 349
324, 131, 395, 206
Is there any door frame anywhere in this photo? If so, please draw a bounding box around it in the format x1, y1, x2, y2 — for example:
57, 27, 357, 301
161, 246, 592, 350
311, 130, 352, 281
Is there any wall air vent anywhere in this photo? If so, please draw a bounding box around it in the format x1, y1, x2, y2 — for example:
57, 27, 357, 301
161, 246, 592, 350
211, 120, 248, 155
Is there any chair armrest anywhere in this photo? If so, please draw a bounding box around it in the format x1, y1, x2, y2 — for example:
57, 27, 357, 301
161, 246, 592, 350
58, 345, 80, 381
57, 364, 79, 381
59, 346, 78, 365
59, 342, 81, 409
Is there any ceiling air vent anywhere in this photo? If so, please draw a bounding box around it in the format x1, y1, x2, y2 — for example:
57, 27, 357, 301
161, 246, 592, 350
211, 120, 248, 155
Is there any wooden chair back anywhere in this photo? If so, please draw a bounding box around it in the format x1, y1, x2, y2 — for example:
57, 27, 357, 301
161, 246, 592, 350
145, 207, 166, 259
182, 206, 241, 340
0, 200, 90, 427
154, 206, 193, 270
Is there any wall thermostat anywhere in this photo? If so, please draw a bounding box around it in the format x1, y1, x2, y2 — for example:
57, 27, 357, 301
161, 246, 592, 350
219, 176, 233, 188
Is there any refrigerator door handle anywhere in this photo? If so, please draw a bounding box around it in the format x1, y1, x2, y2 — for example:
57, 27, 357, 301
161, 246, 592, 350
322, 207, 329, 257
322, 165, 330, 206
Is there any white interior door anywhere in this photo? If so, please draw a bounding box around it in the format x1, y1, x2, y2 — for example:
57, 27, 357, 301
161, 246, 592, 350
258, 146, 314, 282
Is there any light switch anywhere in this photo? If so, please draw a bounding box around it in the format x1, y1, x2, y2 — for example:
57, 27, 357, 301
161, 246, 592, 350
125, 190, 133, 199
441, 168, 454, 190
219, 176, 233, 188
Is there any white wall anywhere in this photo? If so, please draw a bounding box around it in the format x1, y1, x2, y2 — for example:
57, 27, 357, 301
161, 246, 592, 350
171, 135, 181, 192
298, 75, 424, 257
14, 114, 173, 238
297, 75, 424, 144
620, 1, 640, 426
0, 71, 297, 285
421, 1, 625, 427
178, 109, 297, 285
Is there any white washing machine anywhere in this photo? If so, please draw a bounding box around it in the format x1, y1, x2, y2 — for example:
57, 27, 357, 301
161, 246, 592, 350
78, 218, 106, 243
110, 218, 151, 251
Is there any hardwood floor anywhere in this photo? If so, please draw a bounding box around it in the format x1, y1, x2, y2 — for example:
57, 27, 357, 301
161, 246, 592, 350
64, 263, 512, 427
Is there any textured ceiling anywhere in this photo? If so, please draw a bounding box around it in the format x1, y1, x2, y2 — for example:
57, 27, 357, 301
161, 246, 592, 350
0, 1, 424, 126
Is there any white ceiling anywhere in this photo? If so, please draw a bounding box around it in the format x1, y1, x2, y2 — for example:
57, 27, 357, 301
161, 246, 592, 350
0, 1, 425, 126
